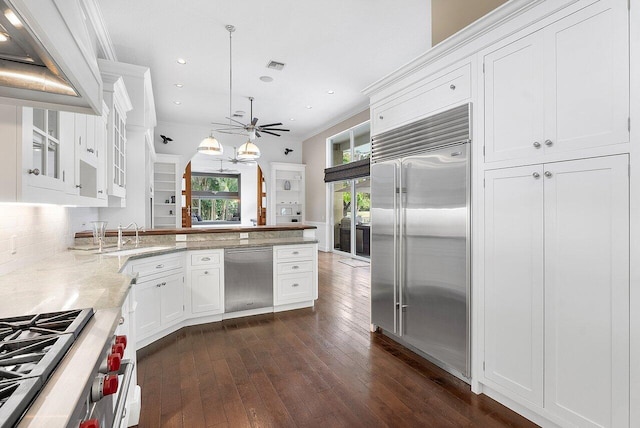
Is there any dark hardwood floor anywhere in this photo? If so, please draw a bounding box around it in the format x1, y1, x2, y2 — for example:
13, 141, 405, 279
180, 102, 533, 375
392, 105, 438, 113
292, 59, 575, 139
135, 252, 538, 428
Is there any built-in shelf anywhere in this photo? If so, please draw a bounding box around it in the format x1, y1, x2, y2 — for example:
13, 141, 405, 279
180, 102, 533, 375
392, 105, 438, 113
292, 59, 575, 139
153, 154, 181, 229
269, 163, 305, 225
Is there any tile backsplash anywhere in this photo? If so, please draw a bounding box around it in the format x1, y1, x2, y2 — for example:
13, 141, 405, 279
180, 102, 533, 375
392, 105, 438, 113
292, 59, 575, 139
0, 205, 98, 275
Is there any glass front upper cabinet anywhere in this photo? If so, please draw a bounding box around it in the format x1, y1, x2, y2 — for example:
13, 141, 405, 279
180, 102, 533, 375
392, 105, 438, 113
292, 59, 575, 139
32, 108, 60, 179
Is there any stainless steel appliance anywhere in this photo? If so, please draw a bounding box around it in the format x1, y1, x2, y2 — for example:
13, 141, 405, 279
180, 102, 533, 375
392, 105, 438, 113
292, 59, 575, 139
225, 247, 273, 312
370, 104, 471, 380
0, 308, 134, 428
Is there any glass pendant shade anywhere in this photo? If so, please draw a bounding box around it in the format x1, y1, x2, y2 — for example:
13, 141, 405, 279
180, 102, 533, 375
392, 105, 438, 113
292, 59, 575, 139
237, 140, 261, 160
197, 134, 223, 155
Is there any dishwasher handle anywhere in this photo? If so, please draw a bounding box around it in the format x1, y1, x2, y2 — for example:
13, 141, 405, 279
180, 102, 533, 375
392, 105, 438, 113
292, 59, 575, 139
226, 247, 272, 255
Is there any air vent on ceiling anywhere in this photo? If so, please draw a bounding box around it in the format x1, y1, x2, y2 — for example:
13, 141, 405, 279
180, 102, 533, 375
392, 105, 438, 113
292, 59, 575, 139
266, 60, 285, 71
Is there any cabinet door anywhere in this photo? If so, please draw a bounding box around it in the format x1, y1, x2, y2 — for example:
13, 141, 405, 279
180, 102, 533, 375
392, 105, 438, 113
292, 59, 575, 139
191, 267, 223, 314
275, 272, 313, 305
543, 0, 629, 153
544, 155, 629, 428
161, 273, 184, 326
135, 280, 161, 339
484, 32, 544, 163
484, 165, 544, 406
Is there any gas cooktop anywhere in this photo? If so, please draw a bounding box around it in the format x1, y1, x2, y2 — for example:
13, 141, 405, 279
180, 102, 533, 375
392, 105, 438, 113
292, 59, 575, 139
0, 309, 94, 428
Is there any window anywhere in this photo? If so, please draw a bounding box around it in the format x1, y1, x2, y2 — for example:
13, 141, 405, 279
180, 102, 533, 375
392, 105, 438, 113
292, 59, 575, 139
191, 172, 241, 223
326, 121, 371, 258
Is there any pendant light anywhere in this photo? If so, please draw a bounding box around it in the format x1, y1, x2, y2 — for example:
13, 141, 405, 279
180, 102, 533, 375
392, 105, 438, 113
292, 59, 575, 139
237, 139, 261, 160
197, 133, 223, 155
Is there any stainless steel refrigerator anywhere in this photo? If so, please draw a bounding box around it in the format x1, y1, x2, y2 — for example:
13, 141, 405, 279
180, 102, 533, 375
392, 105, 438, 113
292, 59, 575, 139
370, 104, 471, 380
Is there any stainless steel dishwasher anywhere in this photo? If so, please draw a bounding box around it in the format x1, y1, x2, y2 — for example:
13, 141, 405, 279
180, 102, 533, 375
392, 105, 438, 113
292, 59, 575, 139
224, 246, 273, 312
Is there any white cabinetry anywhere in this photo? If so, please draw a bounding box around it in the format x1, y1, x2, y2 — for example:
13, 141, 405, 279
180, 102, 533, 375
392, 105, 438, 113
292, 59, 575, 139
273, 244, 318, 310
483, 155, 629, 427
484, 0, 629, 163
101, 74, 132, 202
0, 104, 76, 204
153, 154, 182, 229
188, 250, 224, 315
371, 62, 471, 135
128, 253, 184, 348
269, 163, 306, 225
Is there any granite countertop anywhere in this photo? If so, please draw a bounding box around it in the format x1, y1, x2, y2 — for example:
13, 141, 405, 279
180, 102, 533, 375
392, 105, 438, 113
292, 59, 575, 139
0, 236, 317, 318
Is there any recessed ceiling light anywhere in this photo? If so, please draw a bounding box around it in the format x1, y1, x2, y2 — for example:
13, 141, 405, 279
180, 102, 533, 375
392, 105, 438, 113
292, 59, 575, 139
235, 110, 246, 116
327, 90, 335, 94
306, 105, 312, 109
177, 58, 187, 65
0, 33, 8, 42
175, 83, 184, 88
259, 76, 273, 83
173, 101, 182, 105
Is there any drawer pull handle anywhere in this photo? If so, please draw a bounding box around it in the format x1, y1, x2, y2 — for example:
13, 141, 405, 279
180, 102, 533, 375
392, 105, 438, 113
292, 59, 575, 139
201, 257, 211, 261
204, 271, 209, 275
450, 84, 456, 90
118, 317, 125, 325
155, 281, 167, 288
292, 251, 299, 255
379, 115, 384, 120
292, 283, 300, 287
156, 264, 164, 269
545, 139, 553, 147
87, 148, 95, 153
292, 265, 299, 269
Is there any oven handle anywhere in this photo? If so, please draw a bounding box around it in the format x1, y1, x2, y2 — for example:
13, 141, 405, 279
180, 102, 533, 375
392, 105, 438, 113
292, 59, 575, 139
112, 359, 134, 427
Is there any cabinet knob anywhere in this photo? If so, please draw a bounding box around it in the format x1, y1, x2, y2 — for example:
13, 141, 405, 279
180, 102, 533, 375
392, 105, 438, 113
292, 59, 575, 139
156, 264, 164, 269
533, 141, 541, 148
544, 171, 552, 178
379, 115, 384, 120
87, 148, 95, 154
292, 251, 299, 255
532, 172, 540, 179
98, 190, 104, 194
292, 265, 299, 269
545, 139, 553, 147
204, 271, 209, 275
28, 168, 40, 176
118, 317, 125, 325
76, 184, 82, 189
450, 84, 456, 90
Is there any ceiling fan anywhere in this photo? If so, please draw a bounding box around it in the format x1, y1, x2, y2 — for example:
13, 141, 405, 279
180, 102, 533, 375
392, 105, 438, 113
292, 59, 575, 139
215, 159, 238, 174
212, 96, 290, 140
227, 147, 257, 165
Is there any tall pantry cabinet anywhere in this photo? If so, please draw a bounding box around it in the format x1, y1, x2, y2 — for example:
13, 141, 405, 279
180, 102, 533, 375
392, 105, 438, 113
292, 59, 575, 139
481, 1, 630, 427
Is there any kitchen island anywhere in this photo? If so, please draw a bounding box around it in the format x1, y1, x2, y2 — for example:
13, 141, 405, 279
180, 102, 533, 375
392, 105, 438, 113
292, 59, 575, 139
0, 224, 317, 427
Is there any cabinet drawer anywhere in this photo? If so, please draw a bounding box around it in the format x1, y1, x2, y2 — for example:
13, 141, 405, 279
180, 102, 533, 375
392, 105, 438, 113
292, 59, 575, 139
190, 251, 222, 266
372, 63, 471, 135
276, 272, 313, 304
128, 254, 183, 278
275, 245, 315, 261
277, 260, 313, 275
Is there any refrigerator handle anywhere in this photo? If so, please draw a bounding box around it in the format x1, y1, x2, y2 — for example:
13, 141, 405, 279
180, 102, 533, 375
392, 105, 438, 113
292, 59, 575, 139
393, 161, 399, 334
397, 161, 404, 337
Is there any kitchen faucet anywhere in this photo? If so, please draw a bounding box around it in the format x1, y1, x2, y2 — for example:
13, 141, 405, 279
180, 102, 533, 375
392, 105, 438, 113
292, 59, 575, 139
117, 223, 142, 249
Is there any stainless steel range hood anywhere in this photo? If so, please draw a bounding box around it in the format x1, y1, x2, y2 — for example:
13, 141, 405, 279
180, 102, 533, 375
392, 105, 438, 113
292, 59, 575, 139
0, 0, 102, 114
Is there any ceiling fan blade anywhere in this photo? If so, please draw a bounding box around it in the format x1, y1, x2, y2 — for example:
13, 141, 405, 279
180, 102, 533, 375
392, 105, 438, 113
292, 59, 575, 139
217, 130, 247, 136
224, 117, 248, 126
255, 131, 261, 138
211, 121, 241, 127
261, 130, 281, 137
262, 128, 290, 132
258, 122, 282, 128
251, 117, 258, 126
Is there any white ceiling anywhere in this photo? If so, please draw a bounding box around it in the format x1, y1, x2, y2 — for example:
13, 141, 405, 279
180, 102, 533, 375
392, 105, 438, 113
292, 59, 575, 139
96, 0, 430, 142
